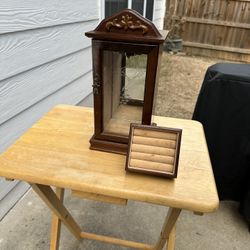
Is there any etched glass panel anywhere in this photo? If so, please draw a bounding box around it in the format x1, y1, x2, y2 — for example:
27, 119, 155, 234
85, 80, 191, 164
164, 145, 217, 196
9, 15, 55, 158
102, 51, 147, 136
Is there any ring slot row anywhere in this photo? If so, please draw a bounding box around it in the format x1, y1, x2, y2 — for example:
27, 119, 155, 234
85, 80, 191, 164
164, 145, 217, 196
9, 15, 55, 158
130, 159, 174, 172
131, 152, 174, 164
133, 129, 177, 141
132, 135, 176, 149
131, 144, 175, 157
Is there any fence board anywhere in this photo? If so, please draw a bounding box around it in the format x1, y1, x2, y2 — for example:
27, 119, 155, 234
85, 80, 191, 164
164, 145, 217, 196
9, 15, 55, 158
172, 16, 250, 29
165, 0, 250, 62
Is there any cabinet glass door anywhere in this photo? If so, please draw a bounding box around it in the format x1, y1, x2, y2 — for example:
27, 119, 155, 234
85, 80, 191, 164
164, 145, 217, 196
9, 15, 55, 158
102, 50, 147, 136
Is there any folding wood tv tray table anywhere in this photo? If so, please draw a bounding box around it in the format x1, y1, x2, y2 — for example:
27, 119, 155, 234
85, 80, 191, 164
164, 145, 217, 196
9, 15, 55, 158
0, 105, 219, 250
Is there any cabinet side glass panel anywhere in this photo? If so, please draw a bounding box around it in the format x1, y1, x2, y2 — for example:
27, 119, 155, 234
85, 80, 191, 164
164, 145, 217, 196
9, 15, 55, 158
102, 50, 147, 136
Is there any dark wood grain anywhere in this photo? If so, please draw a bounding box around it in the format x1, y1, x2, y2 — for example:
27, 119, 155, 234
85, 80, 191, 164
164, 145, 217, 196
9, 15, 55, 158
86, 9, 167, 154
126, 124, 182, 178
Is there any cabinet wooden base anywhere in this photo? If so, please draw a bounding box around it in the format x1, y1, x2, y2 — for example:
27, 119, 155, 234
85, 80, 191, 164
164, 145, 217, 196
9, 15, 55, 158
89, 136, 128, 155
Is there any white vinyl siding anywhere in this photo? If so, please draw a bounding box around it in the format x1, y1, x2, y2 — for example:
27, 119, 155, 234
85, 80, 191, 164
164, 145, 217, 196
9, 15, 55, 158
153, 0, 166, 30
0, 0, 100, 220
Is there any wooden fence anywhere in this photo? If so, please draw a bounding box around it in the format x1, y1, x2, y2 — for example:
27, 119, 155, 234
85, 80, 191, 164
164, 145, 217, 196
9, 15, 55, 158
164, 0, 250, 62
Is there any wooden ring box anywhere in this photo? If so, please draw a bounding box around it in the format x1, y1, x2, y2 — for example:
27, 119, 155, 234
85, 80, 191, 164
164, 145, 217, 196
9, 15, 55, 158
125, 124, 182, 178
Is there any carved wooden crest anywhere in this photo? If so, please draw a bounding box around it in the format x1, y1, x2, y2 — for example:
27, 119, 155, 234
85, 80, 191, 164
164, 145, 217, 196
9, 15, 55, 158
105, 14, 149, 35
86, 9, 165, 43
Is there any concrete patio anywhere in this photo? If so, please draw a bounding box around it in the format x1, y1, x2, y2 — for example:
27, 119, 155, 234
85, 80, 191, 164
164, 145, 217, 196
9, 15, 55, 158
0, 188, 249, 250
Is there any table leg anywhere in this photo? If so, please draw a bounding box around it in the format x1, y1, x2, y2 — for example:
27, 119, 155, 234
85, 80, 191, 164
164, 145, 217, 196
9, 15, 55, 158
166, 224, 176, 250
154, 208, 181, 250
31, 184, 81, 240
50, 188, 65, 250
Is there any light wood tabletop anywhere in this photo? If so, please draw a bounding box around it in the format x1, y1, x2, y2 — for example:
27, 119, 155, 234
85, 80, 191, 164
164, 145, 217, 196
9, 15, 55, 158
0, 105, 218, 213
0, 104, 219, 250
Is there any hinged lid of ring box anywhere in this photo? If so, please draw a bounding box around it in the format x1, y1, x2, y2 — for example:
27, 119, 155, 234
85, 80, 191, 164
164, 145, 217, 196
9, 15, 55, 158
125, 124, 182, 178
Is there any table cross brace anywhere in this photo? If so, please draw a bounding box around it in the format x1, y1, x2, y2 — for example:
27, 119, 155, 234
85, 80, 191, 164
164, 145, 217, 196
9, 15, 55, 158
31, 184, 181, 250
